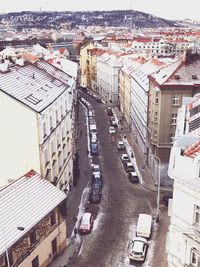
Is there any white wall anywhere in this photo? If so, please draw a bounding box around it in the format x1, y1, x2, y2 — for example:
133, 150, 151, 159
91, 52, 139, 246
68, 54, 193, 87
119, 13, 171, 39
0, 91, 40, 186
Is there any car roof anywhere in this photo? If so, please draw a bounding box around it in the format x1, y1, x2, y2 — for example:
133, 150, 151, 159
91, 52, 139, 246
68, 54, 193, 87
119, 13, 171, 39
82, 212, 92, 223
118, 141, 124, 144
132, 238, 146, 252
129, 172, 137, 176
127, 162, 133, 166
121, 153, 128, 157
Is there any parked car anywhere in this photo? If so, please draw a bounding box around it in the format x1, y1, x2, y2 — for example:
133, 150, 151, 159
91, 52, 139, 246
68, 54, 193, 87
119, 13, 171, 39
89, 124, 97, 134
91, 173, 103, 188
123, 162, 135, 173
120, 154, 129, 163
116, 141, 125, 150
91, 164, 100, 176
91, 143, 98, 155
89, 183, 102, 204
79, 212, 94, 234
110, 116, 118, 127
128, 172, 139, 183
106, 107, 113, 116
109, 126, 116, 135
89, 117, 96, 125
91, 133, 97, 143
128, 237, 148, 262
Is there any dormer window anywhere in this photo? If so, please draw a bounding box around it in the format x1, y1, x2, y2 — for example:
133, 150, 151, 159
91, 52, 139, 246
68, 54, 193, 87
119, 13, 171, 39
175, 74, 180, 80
192, 74, 198, 80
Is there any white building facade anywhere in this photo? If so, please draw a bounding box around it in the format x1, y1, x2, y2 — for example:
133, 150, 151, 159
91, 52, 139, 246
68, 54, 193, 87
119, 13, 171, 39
0, 59, 77, 192
97, 52, 122, 104
167, 94, 200, 267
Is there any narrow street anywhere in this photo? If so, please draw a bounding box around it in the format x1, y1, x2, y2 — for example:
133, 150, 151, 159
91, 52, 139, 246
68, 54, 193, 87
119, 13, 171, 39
49, 90, 169, 267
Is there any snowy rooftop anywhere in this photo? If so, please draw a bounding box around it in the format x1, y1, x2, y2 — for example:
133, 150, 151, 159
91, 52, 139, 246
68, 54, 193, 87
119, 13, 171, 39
0, 170, 67, 255
132, 58, 168, 90
149, 59, 182, 85
0, 61, 70, 113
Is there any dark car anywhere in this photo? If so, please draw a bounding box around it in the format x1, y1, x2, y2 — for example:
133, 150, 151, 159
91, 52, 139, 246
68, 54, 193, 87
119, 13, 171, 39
91, 173, 103, 188
106, 107, 113, 116
89, 184, 102, 204
90, 143, 98, 155
128, 172, 139, 183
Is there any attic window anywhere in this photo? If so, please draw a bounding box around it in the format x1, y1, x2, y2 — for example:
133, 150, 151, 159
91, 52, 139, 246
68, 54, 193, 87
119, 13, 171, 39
175, 74, 180, 80
192, 74, 198, 80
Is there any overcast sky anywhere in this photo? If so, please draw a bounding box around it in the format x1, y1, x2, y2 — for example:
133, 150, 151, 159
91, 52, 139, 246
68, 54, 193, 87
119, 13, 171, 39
1, 0, 200, 21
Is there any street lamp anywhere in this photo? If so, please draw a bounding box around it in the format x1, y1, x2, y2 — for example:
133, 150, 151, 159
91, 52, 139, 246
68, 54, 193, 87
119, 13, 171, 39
150, 154, 161, 223
3, 226, 25, 267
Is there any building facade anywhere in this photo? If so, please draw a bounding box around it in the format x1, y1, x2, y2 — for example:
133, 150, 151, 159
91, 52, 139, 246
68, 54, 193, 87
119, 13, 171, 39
0, 59, 76, 192
0, 170, 67, 267
167, 94, 200, 267
148, 53, 200, 183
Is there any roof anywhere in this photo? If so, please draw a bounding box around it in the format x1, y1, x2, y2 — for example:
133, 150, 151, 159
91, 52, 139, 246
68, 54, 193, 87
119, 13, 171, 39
0, 170, 67, 255
0, 61, 70, 113
184, 139, 200, 158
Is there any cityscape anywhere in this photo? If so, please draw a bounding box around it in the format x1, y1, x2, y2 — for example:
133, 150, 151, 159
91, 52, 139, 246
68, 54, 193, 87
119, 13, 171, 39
0, 4, 200, 267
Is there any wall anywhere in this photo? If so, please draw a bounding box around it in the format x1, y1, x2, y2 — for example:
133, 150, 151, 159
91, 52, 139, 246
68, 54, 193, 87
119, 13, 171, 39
0, 91, 40, 186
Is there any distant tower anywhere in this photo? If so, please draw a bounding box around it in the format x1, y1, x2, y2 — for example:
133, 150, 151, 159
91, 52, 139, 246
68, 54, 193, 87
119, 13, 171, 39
40, 7, 42, 12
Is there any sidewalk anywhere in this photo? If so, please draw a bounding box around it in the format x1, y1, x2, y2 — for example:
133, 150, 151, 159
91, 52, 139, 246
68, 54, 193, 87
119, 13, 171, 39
112, 106, 172, 194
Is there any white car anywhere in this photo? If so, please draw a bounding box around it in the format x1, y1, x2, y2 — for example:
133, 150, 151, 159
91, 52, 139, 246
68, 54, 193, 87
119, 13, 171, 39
109, 126, 116, 135
120, 153, 129, 162
79, 212, 94, 234
129, 237, 148, 262
91, 164, 100, 176
116, 141, 125, 150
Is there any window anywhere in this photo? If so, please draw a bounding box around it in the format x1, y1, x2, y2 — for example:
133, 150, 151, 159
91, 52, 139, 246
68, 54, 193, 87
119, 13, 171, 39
30, 230, 36, 246
172, 94, 180, 106
44, 148, 49, 167
61, 105, 63, 118
5, 252, 13, 266
155, 92, 159, 104
170, 132, 175, 143
50, 115, 53, 130
43, 122, 47, 138
191, 249, 200, 267
51, 140, 56, 156
194, 205, 200, 226
154, 130, 157, 141
171, 113, 177, 125
52, 161, 57, 177
56, 110, 59, 123
154, 112, 158, 123
50, 212, 56, 226
32, 256, 39, 267
52, 238, 57, 255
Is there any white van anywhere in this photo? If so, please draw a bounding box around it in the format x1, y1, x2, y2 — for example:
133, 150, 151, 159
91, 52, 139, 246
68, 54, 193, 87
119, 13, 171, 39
136, 213, 152, 239
91, 133, 97, 143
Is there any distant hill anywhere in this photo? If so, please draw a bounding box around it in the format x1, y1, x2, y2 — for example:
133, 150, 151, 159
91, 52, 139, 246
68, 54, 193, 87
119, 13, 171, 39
0, 10, 180, 29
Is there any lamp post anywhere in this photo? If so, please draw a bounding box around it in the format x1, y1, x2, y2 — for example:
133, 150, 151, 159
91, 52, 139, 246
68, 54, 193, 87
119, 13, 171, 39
3, 226, 25, 267
150, 154, 161, 223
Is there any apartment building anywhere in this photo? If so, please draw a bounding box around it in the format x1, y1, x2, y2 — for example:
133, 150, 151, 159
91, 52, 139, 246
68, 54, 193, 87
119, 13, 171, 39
167, 94, 200, 267
0, 170, 67, 267
97, 52, 122, 104
79, 42, 95, 89
131, 59, 165, 156
119, 58, 143, 126
0, 59, 76, 192
148, 52, 200, 182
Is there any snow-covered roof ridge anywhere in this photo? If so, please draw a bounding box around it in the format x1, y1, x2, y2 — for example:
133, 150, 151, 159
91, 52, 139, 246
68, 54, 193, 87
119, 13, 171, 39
0, 170, 67, 254
149, 57, 182, 85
